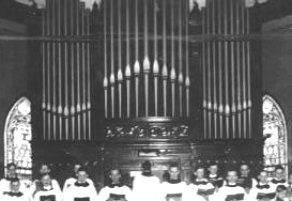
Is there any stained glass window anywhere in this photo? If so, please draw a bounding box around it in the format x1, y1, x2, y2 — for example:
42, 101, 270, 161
4, 97, 32, 180
263, 95, 288, 177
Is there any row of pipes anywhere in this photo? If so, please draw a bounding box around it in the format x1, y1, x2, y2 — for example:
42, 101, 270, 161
103, 0, 191, 119
42, 0, 92, 141
202, 0, 252, 140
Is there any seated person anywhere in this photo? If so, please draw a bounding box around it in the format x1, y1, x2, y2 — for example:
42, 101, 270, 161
63, 167, 98, 201
207, 163, 224, 189
273, 185, 289, 201
216, 169, 247, 201
132, 161, 161, 201
0, 178, 31, 201
249, 170, 277, 201
98, 169, 132, 201
160, 163, 188, 201
188, 166, 215, 201
30, 163, 61, 196
237, 164, 257, 193
33, 173, 62, 201
271, 166, 288, 187
63, 162, 94, 192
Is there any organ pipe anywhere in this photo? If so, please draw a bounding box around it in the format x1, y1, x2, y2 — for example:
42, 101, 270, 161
185, 0, 190, 118
103, 0, 108, 119
223, 0, 230, 139
117, 0, 123, 118
217, 0, 224, 139
153, 0, 159, 116
134, 0, 140, 118
170, 0, 176, 117
46, 0, 51, 140
76, 0, 81, 140
162, 0, 168, 117
110, 0, 115, 119
57, 0, 62, 140
42, 8, 46, 140
202, 4, 207, 138
52, 0, 57, 141
212, 0, 217, 139
143, 0, 150, 117
64, 0, 69, 140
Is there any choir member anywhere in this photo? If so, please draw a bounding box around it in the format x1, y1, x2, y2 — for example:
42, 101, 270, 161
132, 161, 161, 201
249, 170, 277, 201
207, 163, 224, 189
216, 169, 247, 201
271, 166, 288, 187
189, 166, 216, 201
160, 163, 189, 201
0, 163, 18, 195
98, 169, 132, 201
273, 185, 290, 201
63, 167, 98, 201
33, 173, 62, 201
237, 164, 257, 192
0, 178, 31, 201
30, 163, 61, 196
63, 162, 94, 192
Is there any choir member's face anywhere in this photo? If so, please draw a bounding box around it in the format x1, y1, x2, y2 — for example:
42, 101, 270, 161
110, 170, 121, 184
226, 171, 238, 183
7, 165, 16, 178
77, 171, 88, 183
277, 190, 287, 200
258, 172, 269, 184
195, 168, 205, 179
208, 165, 218, 175
275, 169, 284, 179
240, 165, 250, 177
169, 167, 180, 180
39, 165, 51, 174
41, 175, 52, 186
10, 181, 20, 192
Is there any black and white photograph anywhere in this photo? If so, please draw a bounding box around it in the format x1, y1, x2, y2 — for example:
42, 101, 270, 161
0, 0, 291, 200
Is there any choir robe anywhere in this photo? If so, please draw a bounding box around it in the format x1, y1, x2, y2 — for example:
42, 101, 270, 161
98, 184, 133, 201
237, 176, 258, 189
33, 186, 62, 201
208, 174, 224, 189
132, 173, 161, 201
160, 180, 189, 201
248, 182, 277, 201
63, 181, 98, 201
30, 179, 61, 196
0, 178, 32, 196
63, 177, 94, 192
216, 183, 247, 201
270, 179, 289, 187
188, 179, 216, 201
0, 192, 31, 201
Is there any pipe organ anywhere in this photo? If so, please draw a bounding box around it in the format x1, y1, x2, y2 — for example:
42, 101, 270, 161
41, 0, 92, 141
35, 0, 263, 184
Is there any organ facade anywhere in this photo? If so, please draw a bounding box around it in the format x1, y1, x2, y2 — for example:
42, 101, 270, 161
32, 0, 263, 185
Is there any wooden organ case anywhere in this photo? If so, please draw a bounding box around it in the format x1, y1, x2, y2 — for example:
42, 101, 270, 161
33, 0, 263, 186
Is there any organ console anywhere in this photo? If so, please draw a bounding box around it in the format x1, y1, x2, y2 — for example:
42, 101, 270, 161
35, 0, 263, 185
